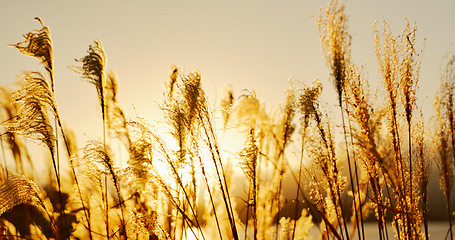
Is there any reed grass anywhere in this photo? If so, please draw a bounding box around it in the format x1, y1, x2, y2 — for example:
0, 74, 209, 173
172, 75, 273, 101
0, 2, 451, 240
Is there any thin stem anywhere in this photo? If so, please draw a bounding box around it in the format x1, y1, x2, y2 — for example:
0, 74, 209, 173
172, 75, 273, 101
274, 158, 284, 240
244, 187, 250, 240
202, 169, 224, 240
53, 117, 68, 239
292, 134, 305, 240
422, 189, 429, 240
199, 114, 238, 240
49, 150, 64, 238
153, 135, 207, 240
346, 112, 366, 240
55, 114, 93, 240
1, 135, 8, 179
339, 100, 361, 240
102, 113, 109, 239
407, 123, 416, 238
448, 194, 453, 240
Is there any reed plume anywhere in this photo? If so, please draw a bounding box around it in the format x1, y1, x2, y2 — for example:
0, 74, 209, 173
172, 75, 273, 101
0, 175, 46, 216
80, 140, 126, 238
105, 71, 131, 146
317, 0, 350, 100
10, 17, 54, 90
220, 85, 234, 129
74, 40, 106, 121
0, 86, 31, 175
3, 74, 55, 160
399, 21, 422, 238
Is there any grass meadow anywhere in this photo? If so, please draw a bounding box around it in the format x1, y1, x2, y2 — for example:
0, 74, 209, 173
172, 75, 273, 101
0, 1, 454, 239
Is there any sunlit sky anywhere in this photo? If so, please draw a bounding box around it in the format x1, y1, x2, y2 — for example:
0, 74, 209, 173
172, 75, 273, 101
0, 0, 454, 143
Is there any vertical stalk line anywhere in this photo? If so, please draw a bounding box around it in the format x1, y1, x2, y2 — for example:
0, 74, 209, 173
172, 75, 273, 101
55, 118, 60, 182
49, 148, 65, 237
385, 78, 408, 237
102, 115, 109, 239
274, 151, 285, 240
53, 117, 68, 239
339, 104, 359, 240
254, 143, 262, 240
244, 186, 250, 240
372, 181, 385, 240
54, 111, 93, 239
449, 102, 455, 240
407, 123, 415, 238
193, 132, 223, 239
155, 171, 202, 240
49, 65, 67, 238
169, 162, 206, 240
314, 111, 346, 240
199, 157, 224, 240
448, 194, 454, 240
422, 185, 429, 240
346, 112, 365, 240
393, 107, 411, 238
1, 136, 8, 178
180, 186, 186, 240
199, 115, 238, 240
291, 134, 305, 240
340, 99, 365, 240
153, 134, 206, 240
252, 149, 258, 240
101, 71, 125, 239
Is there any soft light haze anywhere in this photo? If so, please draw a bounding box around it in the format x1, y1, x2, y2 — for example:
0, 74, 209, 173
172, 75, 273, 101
0, 0, 454, 142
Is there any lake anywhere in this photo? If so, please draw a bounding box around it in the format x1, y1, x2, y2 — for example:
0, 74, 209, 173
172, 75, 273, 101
308, 222, 450, 240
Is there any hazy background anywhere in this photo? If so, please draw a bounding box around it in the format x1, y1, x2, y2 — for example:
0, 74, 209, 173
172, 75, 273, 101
1, 0, 454, 142
1, 0, 454, 221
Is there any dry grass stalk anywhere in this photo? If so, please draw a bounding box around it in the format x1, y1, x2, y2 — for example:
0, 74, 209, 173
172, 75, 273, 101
344, 65, 390, 240
239, 128, 258, 239
317, 1, 365, 238
105, 71, 131, 146
297, 79, 346, 240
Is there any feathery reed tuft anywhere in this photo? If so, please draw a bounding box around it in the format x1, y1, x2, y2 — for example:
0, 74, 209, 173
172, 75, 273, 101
0, 175, 45, 216
3, 72, 56, 156
74, 40, 107, 120
10, 18, 54, 90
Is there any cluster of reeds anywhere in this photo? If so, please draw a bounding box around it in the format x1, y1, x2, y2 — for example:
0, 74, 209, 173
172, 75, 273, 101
0, 1, 454, 240
305, 1, 431, 240
434, 53, 455, 240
